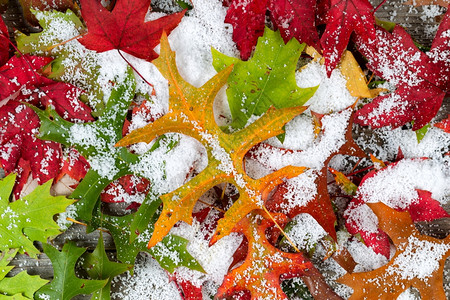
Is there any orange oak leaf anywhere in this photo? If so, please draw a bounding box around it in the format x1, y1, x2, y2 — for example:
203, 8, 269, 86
338, 202, 450, 299
252, 111, 366, 240
116, 32, 308, 248
216, 210, 340, 300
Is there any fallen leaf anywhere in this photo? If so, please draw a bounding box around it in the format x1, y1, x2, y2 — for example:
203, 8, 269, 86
320, 0, 376, 74
354, 10, 450, 130
212, 27, 317, 130
0, 174, 74, 258
35, 242, 108, 300
78, 0, 185, 61
338, 202, 450, 299
224, 0, 318, 60
117, 32, 308, 248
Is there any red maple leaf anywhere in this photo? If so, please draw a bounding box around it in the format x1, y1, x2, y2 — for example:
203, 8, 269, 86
100, 174, 150, 204
78, 0, 185, 61
56, 148, 90, 183
0, 17, 9, 67
0, 54, 93, 197
216, 211, 313, 299
320, 0, 376, 74
225, 0, 318, 60
354, 10, 450, 130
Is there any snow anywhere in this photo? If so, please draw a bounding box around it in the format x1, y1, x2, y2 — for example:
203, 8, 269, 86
386, 235, 450, 281
357, 158, 450, 208
165, 0, 239, 87
112, 254, 182, 300
3, 2, 449, 299
296, 61, 356, 114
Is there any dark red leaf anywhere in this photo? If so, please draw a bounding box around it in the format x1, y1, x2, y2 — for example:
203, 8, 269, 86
320, 0, 376, 74
0, 16, 10, 67
225, 0, 268, 60
225, 0, 319, 60
354, 11, 450, 130
78, 0, 185, 61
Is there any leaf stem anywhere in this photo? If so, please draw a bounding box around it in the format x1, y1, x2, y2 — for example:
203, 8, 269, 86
374, 0, 387, 13
117, 50, 156, 95
262, 206, 301, 253
46, 32, 86, 51
66, 217, 110, 233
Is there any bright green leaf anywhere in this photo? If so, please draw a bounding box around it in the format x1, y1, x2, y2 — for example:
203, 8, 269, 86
0, 175, 74, 258
35, 242, 107, 300
0, 271, 47, 299
212, 27, 317, 130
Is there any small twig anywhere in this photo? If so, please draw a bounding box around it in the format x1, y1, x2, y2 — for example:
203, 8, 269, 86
117, 50, 156, 94
46, 33, 86, 51
349, 158, 363, 175
262, 206, 301, 253
197, 199, 226, 213
374, 0, 387, 13
66, 217, 110, 233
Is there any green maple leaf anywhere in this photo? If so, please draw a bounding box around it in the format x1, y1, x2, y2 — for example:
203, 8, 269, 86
0, 174, 74, 258
83, 233, 132, 300
212, 27, 317, 130
30, 69, 139, 223
35, 242, 107, 300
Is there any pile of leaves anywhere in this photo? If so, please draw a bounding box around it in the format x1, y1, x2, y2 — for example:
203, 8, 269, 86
0, 0, 449, 298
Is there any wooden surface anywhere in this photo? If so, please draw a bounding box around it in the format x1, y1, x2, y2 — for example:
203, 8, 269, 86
2, 1, 450, 299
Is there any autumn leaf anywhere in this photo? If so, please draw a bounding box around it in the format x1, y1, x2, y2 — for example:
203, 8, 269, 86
354, 10, 450, 130
35, 242, 108, 300
31, 69, 138, 222
212, 27, 317, 130
0, 53, 93, 197
344, 159, 450, 258
224, 0, 318, 60
338, 202, 450, 299
100, 174, 150, 204
78, 0, 185, 61
83, 233, 133, 300
216, 210, 340, 299
0, 16, 9, 66
55, 148, 90, 183
17, 9, 115, 114
0, 174, 74, 258
117, 32, 308, 247
320, 0, 376, 74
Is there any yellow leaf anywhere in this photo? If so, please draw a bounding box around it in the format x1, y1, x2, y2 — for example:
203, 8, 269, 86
339, 51, 372, 98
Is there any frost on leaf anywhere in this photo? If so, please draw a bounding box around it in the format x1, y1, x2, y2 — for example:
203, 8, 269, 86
354, 10, 450, 130
216, 210, 338, 299
0, 174, 74, 258
116, 32, 307, 247
338, 202, 450, 300
224, 0, 318, 60
78, 0, 185, 61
